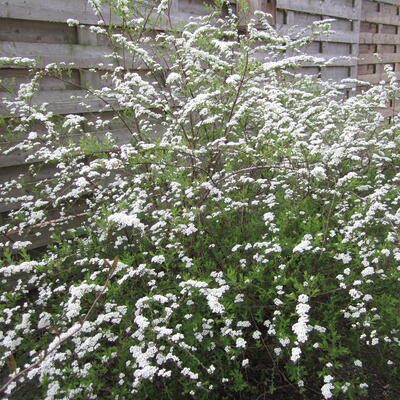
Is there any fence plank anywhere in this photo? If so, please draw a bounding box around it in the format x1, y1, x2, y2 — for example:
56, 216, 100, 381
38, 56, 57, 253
358, 53, 400, 64
358, 70, 400, 84
0, 127, 132, 168
360, 32, 400, 45
277, 26, 360, 44
0, 0, 112, 25
0, 90, 123, 116
0, 210, 88, 251
0, 0, 218, 29
362, 11, 400, 27
0, 42, 132, 70
277, 0, 360, 20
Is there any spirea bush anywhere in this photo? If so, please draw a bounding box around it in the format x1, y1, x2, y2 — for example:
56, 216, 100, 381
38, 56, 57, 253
1, 1, 400, 398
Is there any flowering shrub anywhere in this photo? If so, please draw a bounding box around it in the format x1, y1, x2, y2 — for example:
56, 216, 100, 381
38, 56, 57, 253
1, 1, 400, 399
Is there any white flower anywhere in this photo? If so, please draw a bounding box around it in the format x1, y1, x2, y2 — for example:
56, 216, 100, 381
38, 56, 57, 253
313, 325, 326, 333
252, 330, 261, 340
166, 72, 181, 85
298, 294, 309, 303
311, 166, 327, 180
207, 365, 216, 374
354, 359, 362, 367
341, 382, 351, 393
231, 244, 241, 252
321, 382, 334, 399
236, 338, 246, 348
274, 298, 283, 306
12, 241, 32, 250
349, 288, 361, 299
263, 212, 274, 222
37, 312, 52, 329
108, 212, 145, 230
134, 315, 150, 329
66, 18, 80, 26
290, 347, 301, 362
296, 303, 310, 314
234, 294, 244, 303
292, 320, 309, 343
361, 267, 374, 277
279, 337, 290, 347
75, 177, 89, 188
293, 297, 311, 343
183, 223, 198, 236
151, 255, 165, 264
226, 74, 241, 85
293, 235, 313, 253
181, 367, 198, 380
28, 131, 38, 140
335, 253, 352, 264
206, 293, 225, 314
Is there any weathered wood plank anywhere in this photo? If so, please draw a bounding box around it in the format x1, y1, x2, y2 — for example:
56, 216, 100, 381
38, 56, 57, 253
277, 0, 360, 20
358, 70, 400, 85
358, 53, 400, 65
360, 32, 400, 45
359, 43, 378, 54
380, 24, 397, 35
382, 104, 400, 117
0, 18, 78, 44
374, 0, 400, 6
278, 26, 360, 44
255, 51, 356, 67
322, 66, 352, 80
0, 68, 81, 91
0, 0, 225, 29
0, 40, 172, 71
362, 11, 400, 27
0, 89, 123, 116
0, 210, 87, 252
358, 63, 376, 75
0, 0, 113, 25
0, 42, 117, 69
0, 201, 20, 214
0, 127, 132, 168
0, 163, 57, 185
0, 166, 58, 213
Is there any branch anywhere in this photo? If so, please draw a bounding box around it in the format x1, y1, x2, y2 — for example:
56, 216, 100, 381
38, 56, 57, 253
0, 257, 118, 395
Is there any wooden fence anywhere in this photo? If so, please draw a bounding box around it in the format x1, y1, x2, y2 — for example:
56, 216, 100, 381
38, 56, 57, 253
358, 0, 400, 115
0, 0, 398, 250
240, 0, 362, 87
